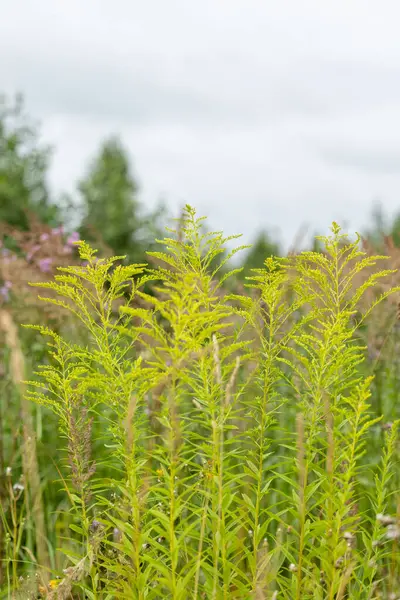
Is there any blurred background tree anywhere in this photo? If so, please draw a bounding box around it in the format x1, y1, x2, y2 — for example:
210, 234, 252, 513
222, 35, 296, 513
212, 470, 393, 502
390, 211, 400, 247
0, 94, 60, 229
361, 200, 400, 251
239, 230, 280, 275
363, 202, 388, 251
78, 136, 166, 264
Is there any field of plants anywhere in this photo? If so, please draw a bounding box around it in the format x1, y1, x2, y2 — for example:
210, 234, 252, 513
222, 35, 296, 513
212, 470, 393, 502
0, 205, 399, 599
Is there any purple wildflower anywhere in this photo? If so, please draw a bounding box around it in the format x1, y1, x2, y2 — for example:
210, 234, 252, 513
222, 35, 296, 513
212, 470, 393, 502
26, 244, 41, 261
51, 226, 64, 235
40, 233, 50, 242
66, 232, 80, 247
90, 519, 101, 533
1, 250, 16, 264
38, 257, 53, 273
0, 281, 11, 301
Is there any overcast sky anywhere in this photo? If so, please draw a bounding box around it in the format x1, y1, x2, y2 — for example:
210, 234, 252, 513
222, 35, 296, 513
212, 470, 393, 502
2, 0, 400, 249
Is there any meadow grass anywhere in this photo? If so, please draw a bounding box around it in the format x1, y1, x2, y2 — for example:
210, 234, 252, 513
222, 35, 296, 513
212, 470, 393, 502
1, 206, 400, 599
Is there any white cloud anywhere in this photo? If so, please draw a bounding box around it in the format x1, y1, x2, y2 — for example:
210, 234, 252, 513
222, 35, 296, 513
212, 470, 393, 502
2, 0, 400, 249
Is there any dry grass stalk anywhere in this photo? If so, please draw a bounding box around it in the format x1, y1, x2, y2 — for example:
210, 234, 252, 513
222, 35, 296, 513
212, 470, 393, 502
225, 355, 240, 408
336, 563, 355, 600
295, 411, 306, 598
0, 366, 5, 587
254, 539, 270, 599
212, 334, 222, 386
47, 556, 87, 600
0, 309, 50, 580
324, 394, 334, 477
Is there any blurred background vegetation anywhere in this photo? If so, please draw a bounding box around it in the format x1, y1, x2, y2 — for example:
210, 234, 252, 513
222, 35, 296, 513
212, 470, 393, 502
1, 93, 400, 595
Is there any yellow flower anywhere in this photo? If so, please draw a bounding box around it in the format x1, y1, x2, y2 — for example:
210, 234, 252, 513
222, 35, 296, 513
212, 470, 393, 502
49, 579, 59, 589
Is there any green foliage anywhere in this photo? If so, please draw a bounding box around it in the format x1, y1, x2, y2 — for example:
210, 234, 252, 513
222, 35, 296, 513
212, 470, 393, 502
364, 203, 389, 250
240, 230, 280, 274
7, 207, 400, 598
78, 136, 165, 263
0, 94, 60, 229
363, 201, 400, 250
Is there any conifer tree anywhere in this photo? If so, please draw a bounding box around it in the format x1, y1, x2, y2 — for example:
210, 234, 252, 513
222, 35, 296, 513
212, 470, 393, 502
0, 94, 59, 229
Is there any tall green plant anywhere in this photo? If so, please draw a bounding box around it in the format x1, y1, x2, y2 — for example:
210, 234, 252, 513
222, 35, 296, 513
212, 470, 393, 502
19, 209, 399, 599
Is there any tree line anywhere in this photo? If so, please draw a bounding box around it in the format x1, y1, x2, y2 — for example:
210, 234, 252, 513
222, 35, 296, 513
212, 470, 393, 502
1, 93, 399, 272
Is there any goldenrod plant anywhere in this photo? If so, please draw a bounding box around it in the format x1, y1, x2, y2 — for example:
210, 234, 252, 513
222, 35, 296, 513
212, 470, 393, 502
15, 207, 400, 598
